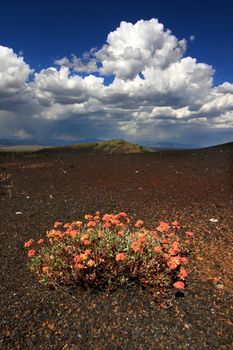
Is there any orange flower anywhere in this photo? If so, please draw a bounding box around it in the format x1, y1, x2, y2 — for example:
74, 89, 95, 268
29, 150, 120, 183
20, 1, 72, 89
37, 239, 44, 244
178, 267, 188, 280
185, 239, 190, 245
95, 211, 100, 215
171, 221, 180, 229
102, 214, 112, 221
75, 263, 85, 269
118, 212, 127, 217
83, 240, 90, 246
135, 219, 144, 227
87, 259, 95, 267
116, 253, 127, 262
153, 246, 162, 253
157, 222, 170, 232
180, 257, 188, 264
163, 253, 170, 260
168, 232, 175, 238
87, 221, 96, 227
103, 222, 111, 228
131, 241, 141, 252
70, 230, 77, 239
74, 221, 82, 227
28, 249, 36, 257
173, 281, 185, 289
168, 248, 177, 256
98, 232, 103, 238
138, 234, 146, 243
84, 249, 92, 256
167, 256, 181, 270
85, 214, 93, 220
42, 266, 49, 274
185, 231, 194, 237
81, 233, 89, 241
54, 221, 62, 228
74, 255, 82, 263
24, 239, 34, 248
169, 241, 181, 255
118, 230, 123, 237
111, 219, 120, 225
80, 253, 88, 260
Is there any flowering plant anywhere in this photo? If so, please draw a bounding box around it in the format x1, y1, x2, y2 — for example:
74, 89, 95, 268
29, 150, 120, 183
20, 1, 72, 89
24, 212, 193, 299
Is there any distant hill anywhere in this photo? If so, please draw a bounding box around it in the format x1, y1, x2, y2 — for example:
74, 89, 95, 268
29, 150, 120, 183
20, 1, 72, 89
49, 139, 154, 154
0, 139, 154, 155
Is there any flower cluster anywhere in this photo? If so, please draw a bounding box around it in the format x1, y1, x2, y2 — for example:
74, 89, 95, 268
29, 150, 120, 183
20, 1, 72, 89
23, 212, 193, 299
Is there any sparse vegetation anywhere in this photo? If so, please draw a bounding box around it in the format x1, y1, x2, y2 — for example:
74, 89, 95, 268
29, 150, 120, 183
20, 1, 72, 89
0, 139, 154, 156
24, 212, 193, 299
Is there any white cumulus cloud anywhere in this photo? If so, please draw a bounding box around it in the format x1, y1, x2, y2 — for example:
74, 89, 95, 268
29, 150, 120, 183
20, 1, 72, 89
0, 19, 232, 147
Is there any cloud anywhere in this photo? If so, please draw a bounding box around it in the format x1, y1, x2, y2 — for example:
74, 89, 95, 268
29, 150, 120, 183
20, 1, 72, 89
0, 19, 232, 147
97, 19, 186, 80
0, 45, 32, 100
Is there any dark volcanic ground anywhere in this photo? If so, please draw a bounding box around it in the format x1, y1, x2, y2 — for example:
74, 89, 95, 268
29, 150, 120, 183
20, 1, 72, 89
0, 145, 233, 350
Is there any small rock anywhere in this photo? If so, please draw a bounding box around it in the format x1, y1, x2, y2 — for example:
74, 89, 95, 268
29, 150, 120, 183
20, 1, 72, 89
209, 218, 218, 222
15, 211, 22, 215
215, 284, 224, 290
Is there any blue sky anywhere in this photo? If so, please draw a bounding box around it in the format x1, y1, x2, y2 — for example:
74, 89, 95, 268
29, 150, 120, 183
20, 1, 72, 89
0, 0, 232, 147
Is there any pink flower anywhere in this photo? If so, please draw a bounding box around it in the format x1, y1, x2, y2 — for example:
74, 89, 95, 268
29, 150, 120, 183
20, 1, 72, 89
153, 246, 162, 253
37, 239, 44, 244
185, 231, 194, 237
24, 239, 34, 248
83, 240, 90, 246
118, 212, 127, 217
28, 249, 36, 257
116, 253, 127, 262
178, 267, 188, 280
135, 220, 144, 227
180, 257, 188, 264
74, 255, 82, 263
84, 249, 92, 256
173, 281, 185, 289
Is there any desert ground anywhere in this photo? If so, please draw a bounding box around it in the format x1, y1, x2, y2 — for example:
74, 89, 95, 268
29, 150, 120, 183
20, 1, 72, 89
0, 143, 233, 349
